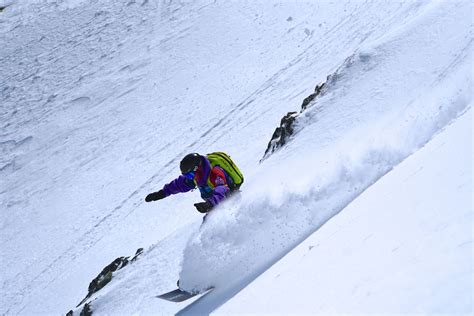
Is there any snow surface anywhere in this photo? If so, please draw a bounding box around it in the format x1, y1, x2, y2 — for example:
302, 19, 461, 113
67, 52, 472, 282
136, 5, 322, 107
1, 0, 472, 315
216, 107, 473, 315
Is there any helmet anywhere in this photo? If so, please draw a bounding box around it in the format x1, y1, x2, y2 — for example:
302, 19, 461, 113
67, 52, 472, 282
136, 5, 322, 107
180, 153, 201, 174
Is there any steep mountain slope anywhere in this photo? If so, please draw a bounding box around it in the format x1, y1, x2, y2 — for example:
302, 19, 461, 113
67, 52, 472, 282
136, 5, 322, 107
72, 0, 470, 314
1, 0, 471, 315
175, 0, 471, 310
217, 105, 472, 315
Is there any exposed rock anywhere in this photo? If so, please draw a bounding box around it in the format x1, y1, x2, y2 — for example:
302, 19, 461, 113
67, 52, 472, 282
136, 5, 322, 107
66, 302, 92, 316
302, 82, 327, 111
262, 112, 298, 160
80, 303, 92, 316
262, 80, 329, 160
74, 248, 144, 308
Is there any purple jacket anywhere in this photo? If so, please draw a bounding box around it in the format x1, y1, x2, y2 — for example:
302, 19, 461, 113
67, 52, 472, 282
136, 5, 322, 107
162, 155, 230, 206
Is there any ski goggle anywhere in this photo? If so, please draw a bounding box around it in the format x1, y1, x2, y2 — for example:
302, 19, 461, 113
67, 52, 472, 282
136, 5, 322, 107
183, 171, 196, 180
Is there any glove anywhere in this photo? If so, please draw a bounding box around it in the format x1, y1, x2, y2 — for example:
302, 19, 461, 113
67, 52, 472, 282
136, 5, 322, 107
194, 201, 213, 213
145, 190, 167, 202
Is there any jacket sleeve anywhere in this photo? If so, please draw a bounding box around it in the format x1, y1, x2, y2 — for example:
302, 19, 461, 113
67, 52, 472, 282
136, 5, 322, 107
162, 175, 195, 196
207, 167, 230, 206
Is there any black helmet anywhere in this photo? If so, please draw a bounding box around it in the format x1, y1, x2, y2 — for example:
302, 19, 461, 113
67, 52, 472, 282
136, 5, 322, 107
180, 153, 201, 174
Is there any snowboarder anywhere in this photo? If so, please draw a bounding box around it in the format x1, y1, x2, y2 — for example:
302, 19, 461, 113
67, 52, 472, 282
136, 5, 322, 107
145, 152, 243, 213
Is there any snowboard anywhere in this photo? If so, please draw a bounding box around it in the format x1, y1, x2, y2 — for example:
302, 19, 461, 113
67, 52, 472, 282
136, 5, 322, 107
157, 287, 213, 302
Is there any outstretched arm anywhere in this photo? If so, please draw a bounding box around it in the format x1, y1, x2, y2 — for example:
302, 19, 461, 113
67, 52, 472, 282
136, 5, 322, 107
145, 175, 195, 202
163, 175, 195, 196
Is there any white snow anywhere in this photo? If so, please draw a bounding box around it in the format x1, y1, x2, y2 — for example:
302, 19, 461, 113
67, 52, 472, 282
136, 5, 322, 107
1, 0, 472, 315
178, 0, 471, 295
216, 106, 473, 315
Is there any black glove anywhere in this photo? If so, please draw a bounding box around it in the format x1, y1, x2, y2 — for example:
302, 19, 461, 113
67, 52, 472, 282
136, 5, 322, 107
145, 190, 167, 202
194, 201, 213, 213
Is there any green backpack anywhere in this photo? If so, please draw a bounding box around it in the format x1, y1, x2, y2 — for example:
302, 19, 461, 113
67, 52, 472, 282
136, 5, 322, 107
206, 152, 244, 189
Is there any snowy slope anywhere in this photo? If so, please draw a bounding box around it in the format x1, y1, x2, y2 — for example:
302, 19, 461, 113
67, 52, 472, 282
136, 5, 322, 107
2, 0, 367, 313
172, 1, 472, 313
216, 107, 472, 315
80, 0, 470, 314
1, 0, 472, 315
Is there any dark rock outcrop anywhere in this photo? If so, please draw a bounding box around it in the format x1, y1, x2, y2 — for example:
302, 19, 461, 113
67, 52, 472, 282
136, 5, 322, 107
262, 81, 328, 160
79, 303, 92, 316
262, 112, 299, 159
0, 3, 10, 12
67, 248, 144, 315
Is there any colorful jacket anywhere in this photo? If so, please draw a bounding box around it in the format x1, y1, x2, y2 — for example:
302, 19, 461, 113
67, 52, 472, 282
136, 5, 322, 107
161, 155, 231, 206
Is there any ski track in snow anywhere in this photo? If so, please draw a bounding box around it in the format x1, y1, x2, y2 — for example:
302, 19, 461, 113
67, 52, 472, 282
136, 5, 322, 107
1, 1, 164, 312
1, 0, 471, 314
